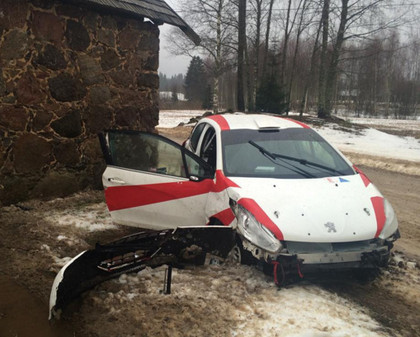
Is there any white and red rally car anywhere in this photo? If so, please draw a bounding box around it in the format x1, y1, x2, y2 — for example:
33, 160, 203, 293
100, 113, 399, 271
49, 113, 401, 319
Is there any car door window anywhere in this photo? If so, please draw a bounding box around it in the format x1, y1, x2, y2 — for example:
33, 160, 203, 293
189, 123, 206, 152
103, 131, 214, 179
200, 127, 217, 168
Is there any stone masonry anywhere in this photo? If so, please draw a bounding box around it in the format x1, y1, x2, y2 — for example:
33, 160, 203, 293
0, 0, 160, 205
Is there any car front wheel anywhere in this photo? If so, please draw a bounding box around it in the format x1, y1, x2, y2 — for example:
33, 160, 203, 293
228, 238, 256, 265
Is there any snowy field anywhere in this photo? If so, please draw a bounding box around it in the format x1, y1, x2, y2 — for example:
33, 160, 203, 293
315, 126, 420, 162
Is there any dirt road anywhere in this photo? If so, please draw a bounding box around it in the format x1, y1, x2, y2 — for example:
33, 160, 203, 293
324, 165, 420, 337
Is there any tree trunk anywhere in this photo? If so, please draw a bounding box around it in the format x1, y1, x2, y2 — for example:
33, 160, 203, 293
317, 0, 330, 118
237, 0, 246, 111
252, 0, 263, 111
300, 17, 322, 116
245, 41, 254, 112
287, 0, 308, 114
281, 0, 293, 115
262, 0, 275, 78
213, 0, 224, 113
322, 0, 348, 118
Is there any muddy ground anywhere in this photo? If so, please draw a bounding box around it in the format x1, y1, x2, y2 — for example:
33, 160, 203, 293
0, 127, 419, 337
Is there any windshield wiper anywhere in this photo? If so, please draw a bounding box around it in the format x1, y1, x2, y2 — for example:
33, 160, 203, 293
248, 140, 344, 176
248, 141, 315, 178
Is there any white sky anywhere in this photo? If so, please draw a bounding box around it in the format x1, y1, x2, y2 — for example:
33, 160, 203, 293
159, 24, 191, 76
158, 0, 192, 76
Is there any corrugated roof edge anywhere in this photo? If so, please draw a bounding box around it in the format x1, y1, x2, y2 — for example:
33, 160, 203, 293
64, 0, 201, 45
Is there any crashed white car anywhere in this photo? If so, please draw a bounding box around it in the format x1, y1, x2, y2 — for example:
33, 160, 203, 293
101, 114, 399, 273
49, 113, 401, 318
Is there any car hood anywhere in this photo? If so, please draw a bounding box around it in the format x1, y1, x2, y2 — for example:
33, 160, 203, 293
227, 174, 384, 243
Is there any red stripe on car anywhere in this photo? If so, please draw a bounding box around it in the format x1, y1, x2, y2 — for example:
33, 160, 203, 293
353, 165, 371, 187
371, 196, 386, 237
210, 208, 236, 226
282, 118, 310, 129
213, 170, 240, 192
238, 198, 284, 240
105, 179, 213, 211
208, 115, 230, 130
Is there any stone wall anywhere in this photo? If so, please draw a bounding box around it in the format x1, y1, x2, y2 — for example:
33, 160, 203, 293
0, 0, 160, 205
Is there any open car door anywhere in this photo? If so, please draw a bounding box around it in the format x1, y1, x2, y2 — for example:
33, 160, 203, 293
99, 130, 215, 230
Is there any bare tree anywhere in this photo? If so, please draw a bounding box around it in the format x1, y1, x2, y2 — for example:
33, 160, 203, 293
262, 0, 275, 78
168, 0, 236, 113
285, 0, 315, 113
317, 0, 330, 118
237, 0, 246, 111
317, 0, 411, 118
300, 17, 323, 116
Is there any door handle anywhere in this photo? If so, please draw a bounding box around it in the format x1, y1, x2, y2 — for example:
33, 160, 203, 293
107, 177, 126, 184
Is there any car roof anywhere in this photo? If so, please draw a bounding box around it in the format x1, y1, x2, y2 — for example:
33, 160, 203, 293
203, 113, 310, 131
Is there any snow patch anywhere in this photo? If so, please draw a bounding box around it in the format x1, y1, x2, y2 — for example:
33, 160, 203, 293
92, 265, 390, 337
46, 202, 117, 232
158, 110, 207, 128
52, 256, 73, 267
316, 126, 420, 163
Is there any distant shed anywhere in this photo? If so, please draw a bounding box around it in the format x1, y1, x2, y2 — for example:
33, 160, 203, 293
0, 0, 199, 205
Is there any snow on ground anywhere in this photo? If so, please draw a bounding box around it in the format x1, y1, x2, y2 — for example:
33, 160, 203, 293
84, 264, 390, 337
314, 126, 420, 162
158, 110, 207, 128
347, 117, 420, 132
45, 201, 117, 233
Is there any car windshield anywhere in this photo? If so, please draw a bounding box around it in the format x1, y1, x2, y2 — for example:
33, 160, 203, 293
222, 128, 354, 179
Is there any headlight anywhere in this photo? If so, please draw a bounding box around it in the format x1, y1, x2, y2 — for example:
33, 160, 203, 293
379, 199, 398, 240
231, 202, 281, 253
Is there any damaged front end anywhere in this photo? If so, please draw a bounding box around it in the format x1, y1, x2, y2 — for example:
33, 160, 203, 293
229, 195, 400, 285
239, 230, 400, 285
49, 227, 235, 320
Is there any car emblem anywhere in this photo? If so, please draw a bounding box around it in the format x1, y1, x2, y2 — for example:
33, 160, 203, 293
324, 222, 337, 233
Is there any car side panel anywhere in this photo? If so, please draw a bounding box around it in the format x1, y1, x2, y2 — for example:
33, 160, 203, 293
103, 166, 213, 229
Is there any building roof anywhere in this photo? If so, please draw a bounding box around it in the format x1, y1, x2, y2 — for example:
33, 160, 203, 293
68, 0, 200, 45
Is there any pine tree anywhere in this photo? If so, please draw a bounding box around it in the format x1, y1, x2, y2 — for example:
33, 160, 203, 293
184, 56, 208, 103
256, 76, 286, 114
202, 84, 213, 109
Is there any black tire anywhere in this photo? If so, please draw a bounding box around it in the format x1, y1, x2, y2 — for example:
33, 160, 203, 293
228, 237, 256, 265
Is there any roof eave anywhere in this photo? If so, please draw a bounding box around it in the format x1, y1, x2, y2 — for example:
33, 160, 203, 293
63, 0, 200, 46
